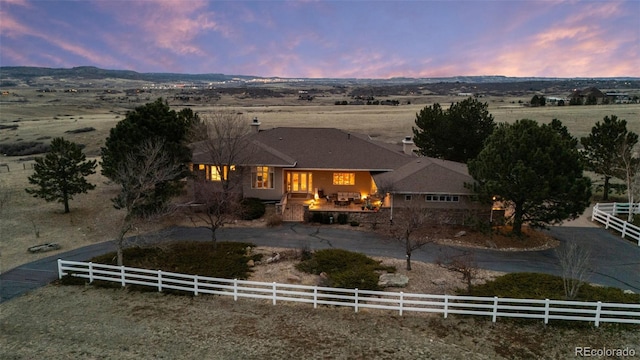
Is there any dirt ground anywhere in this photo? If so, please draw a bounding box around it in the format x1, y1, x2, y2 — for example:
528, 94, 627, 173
1, 272, 638, 359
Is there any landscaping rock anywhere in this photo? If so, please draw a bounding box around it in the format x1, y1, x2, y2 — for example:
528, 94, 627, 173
27, 243, 60, 253
286, 274, 301, 283
431, 278, 446, 286
378, 273, 409, 288
247, 260, 255, 267
454, 231, 466, 238
266, 253, 281, 264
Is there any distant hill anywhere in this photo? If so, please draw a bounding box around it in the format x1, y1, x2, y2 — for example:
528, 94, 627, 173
0, 66, 252, 83
1, 66, 639, 89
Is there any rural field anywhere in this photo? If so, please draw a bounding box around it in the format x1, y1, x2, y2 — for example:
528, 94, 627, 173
1, 84, 639, 358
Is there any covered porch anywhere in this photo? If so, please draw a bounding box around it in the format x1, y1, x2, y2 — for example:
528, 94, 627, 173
277, 192, 384, 222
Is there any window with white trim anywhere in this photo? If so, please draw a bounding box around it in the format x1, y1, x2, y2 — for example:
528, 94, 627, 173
425, 194, 459, 202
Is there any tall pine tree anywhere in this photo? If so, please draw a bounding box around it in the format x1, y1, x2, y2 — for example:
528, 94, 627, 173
469, 119, 591, 236
26, 137, 97, 213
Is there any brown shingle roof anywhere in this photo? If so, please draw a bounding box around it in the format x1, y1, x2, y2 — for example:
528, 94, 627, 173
373, 157, 474, 195
247, 127, 414, 170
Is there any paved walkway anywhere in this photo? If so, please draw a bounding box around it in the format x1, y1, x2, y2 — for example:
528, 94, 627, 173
2, 224, 639, 304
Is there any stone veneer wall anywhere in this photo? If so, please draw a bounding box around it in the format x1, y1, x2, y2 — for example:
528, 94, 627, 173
304, 208, 491, 227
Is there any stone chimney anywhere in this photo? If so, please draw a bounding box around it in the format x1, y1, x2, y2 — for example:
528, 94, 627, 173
250, 117, 261, 133
402, 136, 415, 155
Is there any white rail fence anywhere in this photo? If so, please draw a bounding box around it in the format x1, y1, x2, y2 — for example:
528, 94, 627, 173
58, 260, 640, 327
591, 203, 640, 246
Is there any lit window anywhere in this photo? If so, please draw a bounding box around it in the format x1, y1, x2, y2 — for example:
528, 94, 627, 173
252, 166, 274, 189
199, 165, 235, 181
333, 172, 355, 185
210, 166, 222, 181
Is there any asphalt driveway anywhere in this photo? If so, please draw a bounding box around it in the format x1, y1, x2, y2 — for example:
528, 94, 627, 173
2, 224, 639, 304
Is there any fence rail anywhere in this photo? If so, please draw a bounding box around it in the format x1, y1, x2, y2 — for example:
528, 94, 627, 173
592, 203, 640, 245
58, 260, 640, 327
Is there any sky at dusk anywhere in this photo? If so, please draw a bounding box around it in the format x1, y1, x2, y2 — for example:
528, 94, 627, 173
1, 0, 638, 78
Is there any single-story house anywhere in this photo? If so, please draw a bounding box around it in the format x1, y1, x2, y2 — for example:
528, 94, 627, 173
190, 118, 489, 222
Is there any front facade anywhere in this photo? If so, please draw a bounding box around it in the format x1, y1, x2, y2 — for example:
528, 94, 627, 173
191, 122, 489, 222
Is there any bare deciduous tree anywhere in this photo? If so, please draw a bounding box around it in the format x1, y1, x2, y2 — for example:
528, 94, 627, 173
556, 240, 592, 300
384, 204, 448, 270
188, 112, 254, 248
111, 139, 184, 266
437, 251, 479, 293
616, 136, 640, 222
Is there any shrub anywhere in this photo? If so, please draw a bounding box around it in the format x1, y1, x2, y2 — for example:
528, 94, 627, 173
0, 141, 50, 156
64, 127, 96, 134
468, 273, 640, 303
241, 197, 266, 220
90, 241, 257, 280
337, 213, 348, 225
266, 214, 283, 227
330, 267, 381, 290
310, 212, 335, 224
296, 249, 395, 291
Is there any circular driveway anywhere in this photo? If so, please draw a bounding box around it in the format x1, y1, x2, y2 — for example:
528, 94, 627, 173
2, 223, 639, 304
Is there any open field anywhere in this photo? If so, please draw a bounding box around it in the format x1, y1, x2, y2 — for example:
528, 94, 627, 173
2, 87, 639, 154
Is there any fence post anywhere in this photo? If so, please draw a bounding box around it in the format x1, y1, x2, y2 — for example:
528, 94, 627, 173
444, 295, 448, 319
544, 299, 550, 325
613, 202, 618, 216
313, 287, 318, 309
89, 262, 93, 283
272, 282, 277, 305
57, 259, 63, 279
605, 214, 611, 229
621, 221, 628, 239
234, 279, 238, 301
594, 301, 602, 327
194, 275, 199, 296
492, 297, 499, 323
157, 270, 162, 292
120, 266, 126, 287
399, 292, 404, 316
354, 288, 359, 313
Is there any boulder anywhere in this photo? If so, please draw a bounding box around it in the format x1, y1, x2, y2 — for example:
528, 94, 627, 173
287, 274, 301, 283
247, 259, 255, 267
28, 243, 60, 253
378, 273, 409, 288
266, 252, 281, 264
454, 231, 466, 238
431, 278, 446, 286
624, 289, 635, 295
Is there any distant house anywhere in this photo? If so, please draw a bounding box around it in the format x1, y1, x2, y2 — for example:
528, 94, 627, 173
570, 87, 605, 104
191, 119, 489, 222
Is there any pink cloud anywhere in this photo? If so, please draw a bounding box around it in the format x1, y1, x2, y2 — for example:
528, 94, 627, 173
95, 0, 233, 58
0, 10, 124, 69
459, 1, 638, 77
